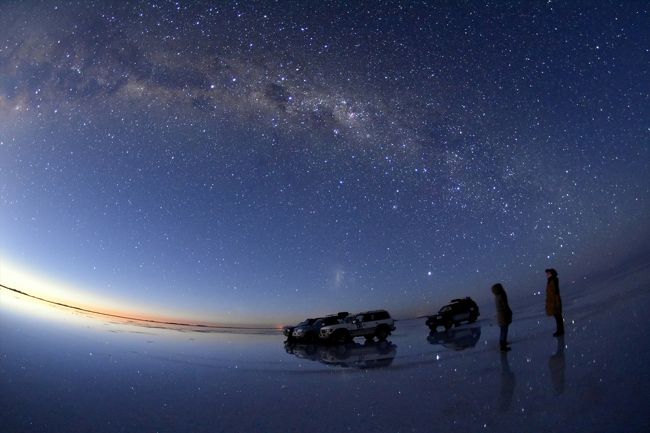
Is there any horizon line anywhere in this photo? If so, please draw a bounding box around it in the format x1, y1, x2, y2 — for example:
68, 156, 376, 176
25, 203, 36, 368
0, 283, 278, 331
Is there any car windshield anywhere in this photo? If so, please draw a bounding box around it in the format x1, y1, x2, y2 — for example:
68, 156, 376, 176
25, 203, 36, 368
317, 317, 337, 326
297, 319, 314, 327
439, 306, 452, 313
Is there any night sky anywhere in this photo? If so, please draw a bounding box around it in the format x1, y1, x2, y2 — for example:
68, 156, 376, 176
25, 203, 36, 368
1, 1, 648, 326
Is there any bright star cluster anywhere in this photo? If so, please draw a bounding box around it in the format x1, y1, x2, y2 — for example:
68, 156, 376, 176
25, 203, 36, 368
1, 1, 648, 325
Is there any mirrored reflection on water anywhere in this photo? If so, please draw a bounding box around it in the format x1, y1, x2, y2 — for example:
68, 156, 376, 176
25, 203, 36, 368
498, 352, 516, 412
3, 287, 650, 433
427, 325, 481, 351
284, 340, 397, 369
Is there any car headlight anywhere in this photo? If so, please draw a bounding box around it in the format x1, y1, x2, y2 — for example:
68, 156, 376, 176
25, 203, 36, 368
294, 329, 304, 336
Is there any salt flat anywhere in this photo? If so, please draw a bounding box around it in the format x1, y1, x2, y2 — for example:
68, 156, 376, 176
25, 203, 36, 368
2, 262, 649, 433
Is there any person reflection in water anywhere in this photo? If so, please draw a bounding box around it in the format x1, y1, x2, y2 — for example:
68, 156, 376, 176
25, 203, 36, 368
491, 283, 513, 352
549, 335, 566, 396
545, 268, 564, 337
498, 352, 516, 412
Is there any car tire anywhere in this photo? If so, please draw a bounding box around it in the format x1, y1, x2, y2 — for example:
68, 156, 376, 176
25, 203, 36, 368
444, 320, 453, 331
375, 326, 389, 341
332, 330, 350, 344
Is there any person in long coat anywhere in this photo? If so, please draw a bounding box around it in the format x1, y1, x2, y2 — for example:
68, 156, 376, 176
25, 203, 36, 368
492, 283, 513, 352
545, 268, 564, 336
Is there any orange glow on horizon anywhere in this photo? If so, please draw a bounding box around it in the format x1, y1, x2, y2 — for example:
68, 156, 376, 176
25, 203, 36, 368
0, 259, 275, 330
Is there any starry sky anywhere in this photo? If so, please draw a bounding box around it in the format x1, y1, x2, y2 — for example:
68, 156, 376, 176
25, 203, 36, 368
1, 1, 648, 326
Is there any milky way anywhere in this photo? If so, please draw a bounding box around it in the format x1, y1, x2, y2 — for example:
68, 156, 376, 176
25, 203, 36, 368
1, 1, 648, 325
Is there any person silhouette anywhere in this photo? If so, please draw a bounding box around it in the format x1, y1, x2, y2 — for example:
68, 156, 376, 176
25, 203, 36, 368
491, 283, 513, 352
545, 268, 564, 337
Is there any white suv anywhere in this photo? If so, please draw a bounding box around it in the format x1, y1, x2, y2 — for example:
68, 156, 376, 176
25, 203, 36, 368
319, 310, 395, 344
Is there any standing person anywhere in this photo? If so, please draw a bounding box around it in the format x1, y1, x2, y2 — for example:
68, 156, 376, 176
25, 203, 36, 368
491, 283, 513, 352
545, 268, 564, 337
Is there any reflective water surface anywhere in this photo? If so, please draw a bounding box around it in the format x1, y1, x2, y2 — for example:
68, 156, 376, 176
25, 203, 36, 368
2, 284, 650, 433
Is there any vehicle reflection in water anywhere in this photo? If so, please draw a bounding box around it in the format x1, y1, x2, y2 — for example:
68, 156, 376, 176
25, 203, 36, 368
284, 340, 397, 369
426, 325, 481, 351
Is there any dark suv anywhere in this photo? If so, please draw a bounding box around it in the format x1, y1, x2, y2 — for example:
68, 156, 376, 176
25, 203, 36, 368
283, 318, 318, 340
425, 297, 480, 331
283, 312, 348, 342
290, 313, 348, 342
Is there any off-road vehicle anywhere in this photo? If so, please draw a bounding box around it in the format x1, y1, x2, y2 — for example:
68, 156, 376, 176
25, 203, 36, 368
425, 297, 480, 331
283, 318, 318, 340
319, 310, 395, 344
283, 312, 348, 342
290, 312, 348, 342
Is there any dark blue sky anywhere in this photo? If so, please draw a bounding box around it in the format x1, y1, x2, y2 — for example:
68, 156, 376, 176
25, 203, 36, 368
1, 1, 648, 325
